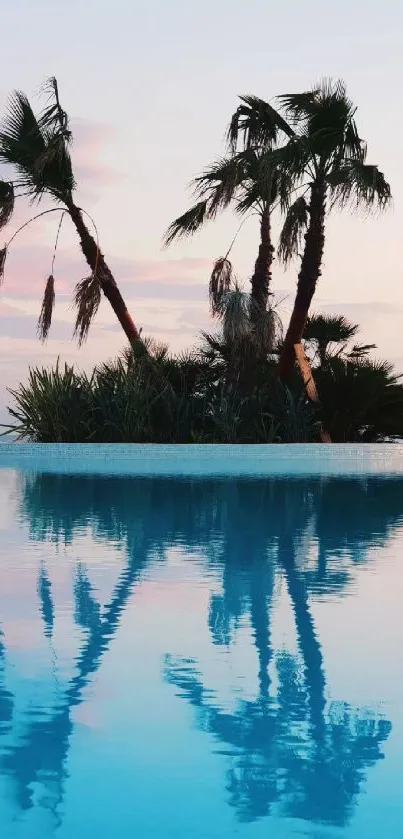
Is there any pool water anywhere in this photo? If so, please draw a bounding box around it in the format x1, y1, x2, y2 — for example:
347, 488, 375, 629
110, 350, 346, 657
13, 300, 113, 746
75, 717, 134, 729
0, 469, 402, 837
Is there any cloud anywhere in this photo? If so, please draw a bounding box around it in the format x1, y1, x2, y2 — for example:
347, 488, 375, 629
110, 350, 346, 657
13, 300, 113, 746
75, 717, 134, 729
2, 243, 212, 302
319, 300, 402, 316
70, 118, 123, 190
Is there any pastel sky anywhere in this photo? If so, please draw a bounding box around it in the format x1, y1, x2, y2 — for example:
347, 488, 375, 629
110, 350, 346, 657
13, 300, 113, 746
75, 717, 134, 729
0, 0, 402, 422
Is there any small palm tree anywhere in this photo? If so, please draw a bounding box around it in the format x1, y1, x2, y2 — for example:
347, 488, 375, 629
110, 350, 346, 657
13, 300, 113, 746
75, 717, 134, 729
0, 78, 142, 346
164, 96, 293, 321
303, 313, 360, 365
316, 356, 403, 442
273, 80, 391, 378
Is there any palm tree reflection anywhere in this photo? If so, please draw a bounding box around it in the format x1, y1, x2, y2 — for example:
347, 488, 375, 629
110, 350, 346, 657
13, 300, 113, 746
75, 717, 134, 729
164, 477, 400, 827
0, 472, 401, 830
0, 627, 13, 736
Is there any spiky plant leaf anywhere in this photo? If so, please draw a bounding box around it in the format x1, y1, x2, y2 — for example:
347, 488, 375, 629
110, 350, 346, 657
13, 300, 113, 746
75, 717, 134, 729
0, 181, 14, 229
209, 257, 233, 314
37, 274, 55, 341
73, 275, 101, 345
278, 196, 309, 265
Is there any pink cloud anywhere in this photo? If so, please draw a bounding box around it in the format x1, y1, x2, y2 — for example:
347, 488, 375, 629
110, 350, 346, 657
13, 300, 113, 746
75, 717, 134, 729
70, 118, 123, 190
2, 242, 212, 302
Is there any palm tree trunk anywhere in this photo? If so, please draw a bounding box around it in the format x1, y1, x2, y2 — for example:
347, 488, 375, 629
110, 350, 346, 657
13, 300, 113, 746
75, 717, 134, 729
278, 535, 326, 741
278, 181, 327, 380
66, 201, 142, 346
250, 204, 274, 322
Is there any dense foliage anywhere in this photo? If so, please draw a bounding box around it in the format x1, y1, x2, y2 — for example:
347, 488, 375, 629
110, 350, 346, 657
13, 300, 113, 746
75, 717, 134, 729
3, 316, 403, 443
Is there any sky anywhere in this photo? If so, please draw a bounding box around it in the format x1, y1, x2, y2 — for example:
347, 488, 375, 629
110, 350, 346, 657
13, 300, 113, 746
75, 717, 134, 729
0, 0, 402, 422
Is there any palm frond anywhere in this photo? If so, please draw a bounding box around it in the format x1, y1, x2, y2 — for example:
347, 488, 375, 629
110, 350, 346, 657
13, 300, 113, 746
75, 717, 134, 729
163, 200, 209, 245
194, 156, 243, 216
38, 77, 72, 143
0, 92, 46, 190
270, 135, 313, 183
253, 306, 283, 354
304, 313, 359, 345
328, 160, 391, 209
279, 81, 358, 164
278, 196, 309, 265
0, 247, 7, 284
0, 89, 75, 200
216, 284, 252, 345
209, 257, 233, 314
348, 343, 376, 359
37, 273, 55, 341
235, 182, 263, 214
0, 181, 14, 229
227, 94, 294, 152
343, 119, 365, 162
277, 90, 319, 124
73, 275, 102, 344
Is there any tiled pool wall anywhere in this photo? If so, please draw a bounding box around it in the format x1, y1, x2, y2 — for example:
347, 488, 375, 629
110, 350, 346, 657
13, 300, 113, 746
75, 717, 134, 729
0, 443, 403, 476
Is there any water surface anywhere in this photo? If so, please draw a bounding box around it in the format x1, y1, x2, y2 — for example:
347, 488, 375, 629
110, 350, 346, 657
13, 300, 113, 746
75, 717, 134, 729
0, 470, 402, 837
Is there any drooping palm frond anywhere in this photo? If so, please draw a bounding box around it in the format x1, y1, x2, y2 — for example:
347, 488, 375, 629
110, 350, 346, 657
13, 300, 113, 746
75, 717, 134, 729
163, 200, 209, 245
209, 257, 234, 314
0, 181, 14, 229
278, 196, 310, 265
0, 247, 7, 284
73, 275, 102, 345
216, 284, 252, 345
37, 273, 55, 341
328, 160, 391, 210
194, 154, 246, 214
343, 118, 365, 162
227, 94, 293, 153
252, 305, 283, 355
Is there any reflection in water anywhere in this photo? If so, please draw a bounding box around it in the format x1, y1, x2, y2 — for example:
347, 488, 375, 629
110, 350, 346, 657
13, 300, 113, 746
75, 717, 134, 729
0, 472, 402, 834
0, 628, 13, 735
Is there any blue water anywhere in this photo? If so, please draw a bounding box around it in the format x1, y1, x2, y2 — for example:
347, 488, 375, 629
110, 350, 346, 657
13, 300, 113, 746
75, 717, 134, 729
0, 468, 402, 837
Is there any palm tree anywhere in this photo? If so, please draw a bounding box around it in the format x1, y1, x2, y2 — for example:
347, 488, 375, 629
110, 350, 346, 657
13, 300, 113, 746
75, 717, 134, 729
164, 96, 293, 321
0, 78, 142, 346
303, 313, 360, 365
274, 79, 391, 379
302, 313, 403, 441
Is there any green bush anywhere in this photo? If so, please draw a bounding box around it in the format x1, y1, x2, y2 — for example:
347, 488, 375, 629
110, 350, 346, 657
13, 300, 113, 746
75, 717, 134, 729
2, 349, 318, 444
4, 320, 402, 444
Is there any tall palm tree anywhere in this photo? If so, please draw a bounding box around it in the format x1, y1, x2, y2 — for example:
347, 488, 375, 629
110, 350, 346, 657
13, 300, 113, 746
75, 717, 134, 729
0, 78, 142, 346
164, 96, 293, 321
274, 80, 391, 379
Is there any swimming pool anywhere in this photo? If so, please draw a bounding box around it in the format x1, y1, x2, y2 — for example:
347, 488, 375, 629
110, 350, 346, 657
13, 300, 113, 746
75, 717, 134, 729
0, 446, 402, 837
